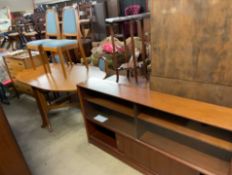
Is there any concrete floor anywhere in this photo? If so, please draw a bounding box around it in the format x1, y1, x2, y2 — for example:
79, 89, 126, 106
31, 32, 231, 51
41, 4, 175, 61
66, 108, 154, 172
3, 95, 141, 175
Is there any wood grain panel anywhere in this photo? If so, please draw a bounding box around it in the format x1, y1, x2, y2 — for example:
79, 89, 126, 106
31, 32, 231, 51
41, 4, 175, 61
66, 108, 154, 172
0, 106, 31, 175
150, 76, 232, 107
151, 0, 232, 106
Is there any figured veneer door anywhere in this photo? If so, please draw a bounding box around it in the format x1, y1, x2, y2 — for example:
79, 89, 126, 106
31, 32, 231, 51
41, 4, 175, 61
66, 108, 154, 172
0, 106, 31, 175
117, 134, 199, 175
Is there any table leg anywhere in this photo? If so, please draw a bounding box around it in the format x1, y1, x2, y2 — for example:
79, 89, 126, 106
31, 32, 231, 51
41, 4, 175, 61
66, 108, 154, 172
33, 87, 52, 132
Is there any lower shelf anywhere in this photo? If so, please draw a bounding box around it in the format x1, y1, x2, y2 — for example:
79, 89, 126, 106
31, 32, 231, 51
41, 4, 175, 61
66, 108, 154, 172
140, 131, 229, 175
88, 122, 117, 149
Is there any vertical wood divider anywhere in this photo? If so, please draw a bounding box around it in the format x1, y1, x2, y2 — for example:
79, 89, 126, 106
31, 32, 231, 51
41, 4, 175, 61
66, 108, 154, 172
133, 103, 140, 139
77, 87, 91, 139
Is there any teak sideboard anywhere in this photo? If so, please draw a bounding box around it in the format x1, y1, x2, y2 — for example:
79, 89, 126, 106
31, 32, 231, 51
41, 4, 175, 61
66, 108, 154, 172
77, 78, 232, 175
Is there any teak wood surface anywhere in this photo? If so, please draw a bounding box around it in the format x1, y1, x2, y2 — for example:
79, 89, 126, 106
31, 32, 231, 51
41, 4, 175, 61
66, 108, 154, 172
150, 0, 232, 107
16, 64, 105, 130
78, 78, 232, 132
0, 105, 31, 175
16, 63, 106, 92
77, 78, 232, 175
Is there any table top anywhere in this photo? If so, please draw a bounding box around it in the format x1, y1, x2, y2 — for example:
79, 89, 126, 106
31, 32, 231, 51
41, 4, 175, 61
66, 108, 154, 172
16, 63, 106, 92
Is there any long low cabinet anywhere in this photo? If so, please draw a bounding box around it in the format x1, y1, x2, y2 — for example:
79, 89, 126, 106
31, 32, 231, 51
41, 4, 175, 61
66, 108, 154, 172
77, 79, 232, 175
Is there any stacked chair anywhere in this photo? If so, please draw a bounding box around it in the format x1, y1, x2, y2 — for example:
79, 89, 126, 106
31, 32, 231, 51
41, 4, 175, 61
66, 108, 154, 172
27, 8, 61, 73
27, 6, 88, 77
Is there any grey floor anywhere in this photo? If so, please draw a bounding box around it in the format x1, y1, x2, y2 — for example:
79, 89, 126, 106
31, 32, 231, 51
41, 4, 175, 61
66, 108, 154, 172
3, 95, 141, 175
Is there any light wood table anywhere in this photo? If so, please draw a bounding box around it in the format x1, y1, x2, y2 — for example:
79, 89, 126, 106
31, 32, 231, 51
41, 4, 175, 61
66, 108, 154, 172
16, 63, 106, 131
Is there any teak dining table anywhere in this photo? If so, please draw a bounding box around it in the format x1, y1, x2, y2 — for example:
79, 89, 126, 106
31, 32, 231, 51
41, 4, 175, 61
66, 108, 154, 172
16, 63, 106, 131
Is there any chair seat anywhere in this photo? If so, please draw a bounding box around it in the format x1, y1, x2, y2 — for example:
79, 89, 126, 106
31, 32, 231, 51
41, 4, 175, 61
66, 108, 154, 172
8, 32, 19, 37
42, 39, 78, 48
27, 39, 52, 47
24, 31, 38, 36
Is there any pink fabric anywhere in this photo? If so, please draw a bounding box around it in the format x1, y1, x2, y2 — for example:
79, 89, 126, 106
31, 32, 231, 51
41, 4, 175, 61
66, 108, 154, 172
2, 79, 12, 86
102, 42, 124, 54
125, 5, 141, 16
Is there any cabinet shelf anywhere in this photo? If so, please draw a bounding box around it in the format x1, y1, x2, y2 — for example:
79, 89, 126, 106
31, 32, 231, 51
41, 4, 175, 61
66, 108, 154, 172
138, 113, 232, 152
85, 95, 134, 117
86, 109, 135, 138
140, 131, 229, 175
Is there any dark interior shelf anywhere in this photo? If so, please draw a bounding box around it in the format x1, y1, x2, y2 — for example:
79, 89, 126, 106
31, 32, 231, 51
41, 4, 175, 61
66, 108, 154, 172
88, 123, 117, 149
138, 112, 232, 152
140, 131, 229, 175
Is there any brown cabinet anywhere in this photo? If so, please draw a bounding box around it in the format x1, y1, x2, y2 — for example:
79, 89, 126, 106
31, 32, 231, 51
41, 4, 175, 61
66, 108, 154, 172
4, 50, 42, 95
0, 105, 31, 175
77, 79, 232, 175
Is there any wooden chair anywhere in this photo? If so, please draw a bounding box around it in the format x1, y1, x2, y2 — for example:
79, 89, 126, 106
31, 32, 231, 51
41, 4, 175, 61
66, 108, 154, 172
23, 23, 39, 42
7, 25, 22, 50
26, 8, 61, 74
40, 6, 88, 78
79, 3, 93, 39
105, 13, 150, 82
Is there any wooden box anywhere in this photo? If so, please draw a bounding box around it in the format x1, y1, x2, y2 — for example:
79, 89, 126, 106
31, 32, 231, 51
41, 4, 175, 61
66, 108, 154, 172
4, 50, 42, 96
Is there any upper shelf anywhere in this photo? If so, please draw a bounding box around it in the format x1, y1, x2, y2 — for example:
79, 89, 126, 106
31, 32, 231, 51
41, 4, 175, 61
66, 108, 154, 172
77, 78, 232, 132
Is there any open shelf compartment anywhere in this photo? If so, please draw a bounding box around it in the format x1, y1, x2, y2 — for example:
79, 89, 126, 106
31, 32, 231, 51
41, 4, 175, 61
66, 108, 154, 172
137, 105, 232, 175
82, 89, 135, 117
85, 103, 136, 138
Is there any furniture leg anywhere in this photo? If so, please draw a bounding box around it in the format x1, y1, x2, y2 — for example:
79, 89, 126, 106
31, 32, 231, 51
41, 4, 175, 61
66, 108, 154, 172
116, 69, 119, 82
1, 37, 6, 48
51, 52, 57, 63
138, 19, 148, 79
66, 50, 73, 65
38, 47, 49, 74
58, 49, 67, 78
27, 49, 36, 69
33, 87, 52, 131
42, 51, 52, 74
127, 69, 130, 79
109, 24, 118, 71
78, 40, 88, 68
129, 21, 138, 83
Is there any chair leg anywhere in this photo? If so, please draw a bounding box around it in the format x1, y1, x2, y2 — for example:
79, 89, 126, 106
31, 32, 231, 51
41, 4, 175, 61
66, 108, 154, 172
43, 51, 52, 73
78, 43, 88, 69
66, 50, 73, 65
58, 49, 67, 78
116, 69, 119, 82
51, 52, 57, 63
127, 69, 130, 79
38, 46, 51, 74
27, 49, 36, 69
